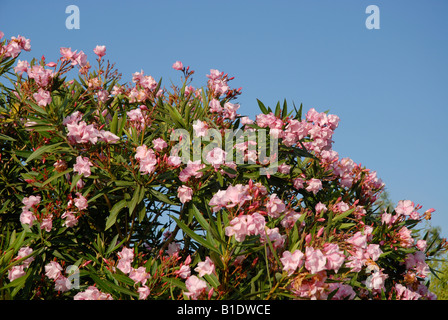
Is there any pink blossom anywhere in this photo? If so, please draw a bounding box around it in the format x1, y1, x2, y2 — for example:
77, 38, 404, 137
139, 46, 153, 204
266, 193, 285, 218
20, 208, 35, 226
366, 244, 383, 261
135, 145, 157, 175
397, 226, 414, 248
96, 90, 109, 103
22, 195, 41, 209
280, 250, 304, 275
347, 231, 367, 249
8, 265, 26, 281
138, 285, 150, 300
177, 185, 193, 204
315, 202, 327, 214
365, 270, 388, 291
17, 247, 34, 267
328, 283, 356, 300
395, 200, 414, 216
117, 259, 132, 274
194, 257, 215, 277
118, 247, 134, 262
305, 247, 327, 274
167, 155, 182, 167
74, 286, 113, 300
153, 137, 168, 151
28, 65, 54, 87
172, 61, 184, 70
176, 265, 191, 279
322, 243, 345, 273
63, 111, 83, 126
184, 275, 207, 300
293, 177, 305, 190
277, 163, 291, 174
14, 59, 29, 75
209, 99, 222, 113
223, 102, 239, 120
261, 227, 285, 249
179, 160, 205, 182
192, 120, 208, 137
74, 192, 88, 211
416, 240, 427, 251
99, 130, 120, 143
45, 261, 63, 280
93, 45, 106, 58
73, 156, 93, 177
40, 215, 53, 232
33, 88, 52, 107
61, 211, 78, 227
225, 213, 266, 242
306, 178, 322, 195
129, 267, 150, 285
205, 147, 227, 168
66, 121, 101, 144
167, 242, 181, 256
395, 284, 421, 300
54, 276, 72, 292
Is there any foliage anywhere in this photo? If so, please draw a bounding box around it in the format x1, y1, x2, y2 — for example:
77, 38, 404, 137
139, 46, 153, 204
0, 32, 446, 300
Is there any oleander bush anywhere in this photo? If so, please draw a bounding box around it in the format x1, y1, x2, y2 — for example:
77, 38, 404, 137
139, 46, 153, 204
0, 31, 446, 300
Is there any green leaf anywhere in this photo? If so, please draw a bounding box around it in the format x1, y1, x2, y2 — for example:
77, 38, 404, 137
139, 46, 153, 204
41, 168, 73, 186
128, 185, 146, 215
26, 142, 63, 163
169, 215, 220, 254
331, 208, 355, 223
105, 199, 127, 230
256, 99, 269, 114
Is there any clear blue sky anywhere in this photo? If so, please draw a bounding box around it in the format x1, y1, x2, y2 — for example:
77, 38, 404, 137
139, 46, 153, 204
1, 0, 447, 238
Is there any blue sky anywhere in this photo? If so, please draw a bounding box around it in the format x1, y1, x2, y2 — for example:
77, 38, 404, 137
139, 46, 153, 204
1, 0, 447, 238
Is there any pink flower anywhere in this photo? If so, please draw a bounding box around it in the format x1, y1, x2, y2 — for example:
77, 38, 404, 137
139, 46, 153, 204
395, 284, 421, 300
347, 231, 367, 249
28, 65, 54, 87
20, 208, 35, 226
416, 240, 427, 251
322, 243, 345, 273
135, 145, 157, 175
96, 90, 109, 103
293, 177, 305, 190
129, 267, 150, 285
306, 178, 322, 195
73, 156, 93, 177
397, 226, 414, 248
8, 265, 26, 282
328, 283, 356, 300
184, 275, 207, 300
177, 185, 193, 204
305, 247, 327, 274
365, 270, 388, 291
117, 259, 132, 274
179, 160, 205, 182
176, 265, 191, 279
17, 247, 34, 267
93, 45, 106, 58
74, 286, 113, 300
33, 88, 52, 107
118, 247, 134, 261
61, 211, 78, 227
172, 61, 184, 70
209, 99, 222, 113
395, 200, 414, 216
266, 193, 285, 218
205, 147, 227, 168
40, 215, 53, 232
277, 163, 291, 174
14, 59, 29, 75
138, 285, 150, 300
194, 257, 215, 277
153, 138, 168, 151
54, 276, 72, 292
99, 130, 120, 143
366, 244, 383, 261
192, 120, 208, 137
280, 250, 304, 275
22, 195, 41, 209
74, 192, 88, 211
45, 261, 63, 280
315, 202, 327, 214
66, 121, 101, 144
